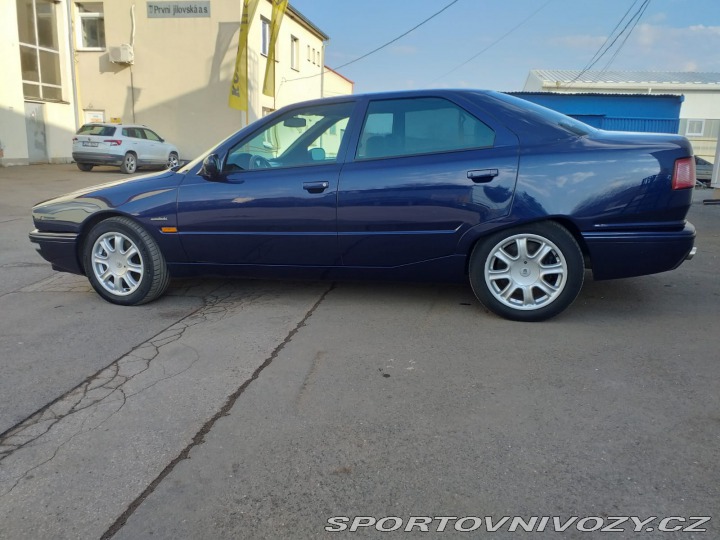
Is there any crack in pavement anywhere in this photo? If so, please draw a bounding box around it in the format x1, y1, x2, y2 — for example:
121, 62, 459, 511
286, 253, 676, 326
0, 286, 246, 493
0, 262, 48, 269
99, 283, 335, 540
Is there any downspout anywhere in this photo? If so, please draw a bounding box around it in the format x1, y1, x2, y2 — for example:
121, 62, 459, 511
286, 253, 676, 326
66, 0, 81, 128
320, 42, 325, 98
130, 4, 137, 122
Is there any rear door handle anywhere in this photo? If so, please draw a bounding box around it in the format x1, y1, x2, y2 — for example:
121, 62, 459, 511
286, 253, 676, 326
467, 169, 499, 183
303, 181, 330, 193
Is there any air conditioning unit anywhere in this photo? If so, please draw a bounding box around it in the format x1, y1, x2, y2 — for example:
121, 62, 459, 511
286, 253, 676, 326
109, 44, 134, 64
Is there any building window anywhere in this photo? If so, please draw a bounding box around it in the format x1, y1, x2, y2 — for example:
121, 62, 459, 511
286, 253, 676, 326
16, 0, 63, 101
75, 2, 105, 50
686, 119, 705, 137
290, 36, 299, 71
260, 17, 269, 56
316, 49, 321, 66
307, 44, 311, 62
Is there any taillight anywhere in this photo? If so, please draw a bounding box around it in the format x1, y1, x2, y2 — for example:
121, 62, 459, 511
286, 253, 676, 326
104, 139, 122, 146
672, 157, 695, 190
72, 137, 78, 142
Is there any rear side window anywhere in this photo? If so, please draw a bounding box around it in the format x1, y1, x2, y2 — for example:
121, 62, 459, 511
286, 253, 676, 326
357, 97, 495, 160
122, 127, 145, 138
77, 124, 115, 136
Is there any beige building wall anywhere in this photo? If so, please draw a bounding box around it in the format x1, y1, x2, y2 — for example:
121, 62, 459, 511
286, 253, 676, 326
1, 0, 77, 166
0, 2, 29, 165
2, 0, 351, 166
323, 67, 355, 98
74, 0, 337, 160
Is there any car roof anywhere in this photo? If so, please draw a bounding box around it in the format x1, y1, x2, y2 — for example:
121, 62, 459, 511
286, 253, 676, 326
286, 88, 496, 107
80, 123, 151, 129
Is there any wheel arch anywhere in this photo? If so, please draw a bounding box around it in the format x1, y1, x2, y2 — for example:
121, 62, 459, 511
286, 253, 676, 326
464, 217, 591, 275
76, 211, 141, 273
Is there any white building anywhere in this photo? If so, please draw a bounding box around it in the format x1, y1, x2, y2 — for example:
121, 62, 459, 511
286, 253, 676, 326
524, 70, 720, 184
1, 0, 353, 167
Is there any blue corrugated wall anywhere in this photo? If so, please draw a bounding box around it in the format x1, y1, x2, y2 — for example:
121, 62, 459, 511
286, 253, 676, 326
508, 92, 683, 134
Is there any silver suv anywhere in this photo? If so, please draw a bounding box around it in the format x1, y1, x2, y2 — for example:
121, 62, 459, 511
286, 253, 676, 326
72, 123, 179, 174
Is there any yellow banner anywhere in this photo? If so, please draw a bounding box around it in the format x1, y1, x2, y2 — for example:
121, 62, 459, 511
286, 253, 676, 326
262, 0, 288, 97
229, 0, 260, 111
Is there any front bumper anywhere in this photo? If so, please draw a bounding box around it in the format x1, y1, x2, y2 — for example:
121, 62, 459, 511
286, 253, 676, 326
583, 221, 696, 280
29, 230, 84, 275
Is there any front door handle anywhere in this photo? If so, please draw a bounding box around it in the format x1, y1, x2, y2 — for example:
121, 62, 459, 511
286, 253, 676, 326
303, 181, 330, 193
467, 169, 499, 183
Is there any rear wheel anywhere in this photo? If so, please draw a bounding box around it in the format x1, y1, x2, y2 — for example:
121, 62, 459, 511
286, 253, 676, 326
120, 152, 137, 174
167, 152, 179, 169
77, 163, 93, 172
469, 222, 584, 322
82, 217, 170, 305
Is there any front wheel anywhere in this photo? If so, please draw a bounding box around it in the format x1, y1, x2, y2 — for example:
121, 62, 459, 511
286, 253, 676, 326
77, 162, 93, 172
469, 222, 584, 322
82, 217, 170, 305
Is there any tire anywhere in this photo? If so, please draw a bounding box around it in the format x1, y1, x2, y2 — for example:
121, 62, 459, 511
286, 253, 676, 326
469, 222, 584, 322
82, 217, 170, 305
120, 152, 137, 174
77, 162, 93, 172
167, 152, 179, 169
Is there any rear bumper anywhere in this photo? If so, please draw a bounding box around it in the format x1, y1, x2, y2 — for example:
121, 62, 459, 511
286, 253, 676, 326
583, 221, 696, 280
72, 151, 124, 165
29, 230, 84, 275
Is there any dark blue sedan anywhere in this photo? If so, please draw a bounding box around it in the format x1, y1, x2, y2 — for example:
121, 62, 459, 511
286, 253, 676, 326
29, 90, 697, 321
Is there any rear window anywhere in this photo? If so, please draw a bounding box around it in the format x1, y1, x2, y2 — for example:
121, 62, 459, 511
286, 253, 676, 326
77, 124, 116, 136
492, 93, 596, 137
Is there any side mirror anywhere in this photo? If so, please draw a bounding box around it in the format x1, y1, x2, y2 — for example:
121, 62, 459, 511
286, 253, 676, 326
309, 147, 326, 161
199, 154, 222, 180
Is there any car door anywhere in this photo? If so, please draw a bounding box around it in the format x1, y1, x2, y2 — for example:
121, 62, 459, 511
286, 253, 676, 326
176, 101, 356, 266
121, 127, 145, 159
337, 95, 520, 267
141, 128, 167, 164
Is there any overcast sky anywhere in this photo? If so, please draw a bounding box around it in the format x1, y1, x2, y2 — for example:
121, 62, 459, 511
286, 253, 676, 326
289, 0, 720, 93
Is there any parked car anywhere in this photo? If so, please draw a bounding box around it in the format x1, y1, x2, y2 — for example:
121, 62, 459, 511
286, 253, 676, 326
72, 123, 179, 174
30, 90, 696, 321
695, 156, 714, 185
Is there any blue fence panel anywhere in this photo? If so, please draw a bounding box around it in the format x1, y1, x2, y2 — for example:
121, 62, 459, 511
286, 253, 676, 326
601, 117, 679, 134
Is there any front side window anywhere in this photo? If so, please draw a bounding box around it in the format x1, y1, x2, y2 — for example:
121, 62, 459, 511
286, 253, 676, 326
225, 102, 354, 171
143, 129, 162, 142
76, 2, 105, 50
357, 97, 495, 160
17, 0, 62, 101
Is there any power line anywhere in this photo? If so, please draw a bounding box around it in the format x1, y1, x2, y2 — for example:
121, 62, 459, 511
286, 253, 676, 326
598, 0, 652, 73
283, 0, 461, 84
333, 0, 460, 71
577, 0, 642, 75
568, 0, 651, 85
430, 0, 553, 83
